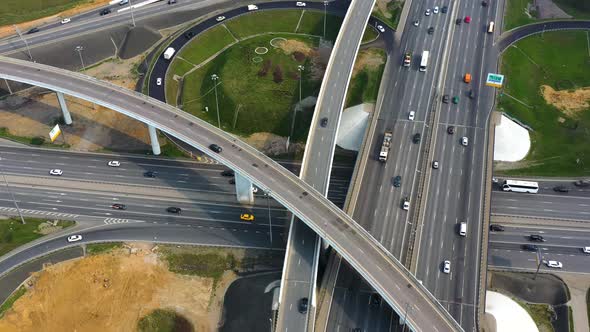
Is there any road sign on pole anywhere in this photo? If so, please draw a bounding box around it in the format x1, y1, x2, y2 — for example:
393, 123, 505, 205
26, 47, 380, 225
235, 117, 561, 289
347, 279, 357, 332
486, 73, 504, 88
49, 124, 62, 142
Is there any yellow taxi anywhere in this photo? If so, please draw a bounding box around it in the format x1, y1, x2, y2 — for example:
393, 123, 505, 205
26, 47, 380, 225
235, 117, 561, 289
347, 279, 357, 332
240, 213, 255, 222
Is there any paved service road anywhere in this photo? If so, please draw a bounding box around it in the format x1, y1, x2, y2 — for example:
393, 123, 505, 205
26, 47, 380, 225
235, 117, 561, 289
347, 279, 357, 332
0, 59, 460, 331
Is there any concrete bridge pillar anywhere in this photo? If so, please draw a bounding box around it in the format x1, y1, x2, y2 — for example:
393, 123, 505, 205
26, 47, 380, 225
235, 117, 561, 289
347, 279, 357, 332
147, 125, 161, 156
56, 92, 72, 125
235, 173, 254, 205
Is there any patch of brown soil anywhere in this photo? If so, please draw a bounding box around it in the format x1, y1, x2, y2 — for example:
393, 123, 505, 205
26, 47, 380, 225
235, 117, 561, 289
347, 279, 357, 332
275, 39, 313, 56
0, 245, 228, 332
540, 85, 590, 116
0, 0, 113, 39
352, 48, 386, 76
244, 132, 303, 156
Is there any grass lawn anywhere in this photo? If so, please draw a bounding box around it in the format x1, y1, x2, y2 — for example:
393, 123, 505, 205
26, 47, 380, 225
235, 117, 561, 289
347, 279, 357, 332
498, 31, 590, 176
0, 286, 26, 318
552, 0, 590, 19
162, 250, 236, 283
137, 309, 191, 332
86, 242, 122, 255
0, 127, 69, 149
178, 25, 236, 66
372, 1, 404, 29
180, 34, 321, 141
225, 10, 304, 39
0, 0, 92, 26
295, 11, 343, 40
346, 48, 386, 107
520, 302, 555, 332
504, 0, 537, 30
0, 217, 75, 257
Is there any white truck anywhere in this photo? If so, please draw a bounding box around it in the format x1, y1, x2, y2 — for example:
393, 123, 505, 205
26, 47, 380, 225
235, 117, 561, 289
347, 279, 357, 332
163, 47, 176, 60
379, 131, 393, 162
247, 4, 258, 10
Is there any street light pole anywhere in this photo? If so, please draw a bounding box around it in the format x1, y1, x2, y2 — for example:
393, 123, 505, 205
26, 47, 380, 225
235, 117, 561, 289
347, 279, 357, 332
74, 46, 86, 72
129, 0, 136, 27
13, 25, 33, 61
298, 65, 304, 104
211, 74, 221, 128
401, 303, 413, 331
266, 191, 273, 245
533, 248, 543, 280
323, 1, 328, 39
0, 153, 26, 224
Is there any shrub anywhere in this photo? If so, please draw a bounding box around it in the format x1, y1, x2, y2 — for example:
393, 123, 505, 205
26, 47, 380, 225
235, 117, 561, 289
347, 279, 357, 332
258, 59, 272, 77
30, 137, 45, 145
273, 65, 284, 83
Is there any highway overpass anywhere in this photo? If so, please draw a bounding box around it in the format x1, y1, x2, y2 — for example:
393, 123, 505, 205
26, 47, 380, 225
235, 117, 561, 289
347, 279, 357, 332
0, 56, 462, 332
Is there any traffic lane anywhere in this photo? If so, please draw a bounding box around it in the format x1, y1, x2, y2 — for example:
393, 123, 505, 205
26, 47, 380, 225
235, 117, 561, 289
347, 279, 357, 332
0, 222, 283, 276
497, 20, 590, 51
490, 242, 590, 256
490, 232, 590, 248
488, 248, 590, 274
491, 191, 590, 221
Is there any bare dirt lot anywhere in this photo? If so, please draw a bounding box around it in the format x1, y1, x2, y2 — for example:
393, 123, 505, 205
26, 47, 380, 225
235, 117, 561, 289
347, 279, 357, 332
0, 243, 236, 332
541, 85, 590, 116
0, 55, 159, 152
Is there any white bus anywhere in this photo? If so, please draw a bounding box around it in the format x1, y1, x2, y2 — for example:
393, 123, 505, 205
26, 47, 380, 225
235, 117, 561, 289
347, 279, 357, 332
502, 179, 539, 193
487, 21, 495, 33
419, 51, 429, 72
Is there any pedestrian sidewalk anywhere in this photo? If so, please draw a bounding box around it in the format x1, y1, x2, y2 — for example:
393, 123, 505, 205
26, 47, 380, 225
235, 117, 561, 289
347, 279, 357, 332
559, 274, 590, 332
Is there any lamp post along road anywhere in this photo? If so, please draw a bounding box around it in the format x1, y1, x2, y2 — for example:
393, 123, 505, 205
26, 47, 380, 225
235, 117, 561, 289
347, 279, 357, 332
211, 74, 221, 129
323, 1, 329, 38
13, 25, 33, 61
129, 0, 136, 27
74, 46, 85, 72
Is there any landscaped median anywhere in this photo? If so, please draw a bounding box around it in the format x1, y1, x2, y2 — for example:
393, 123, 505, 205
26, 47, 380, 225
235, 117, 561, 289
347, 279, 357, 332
495, 31, 590, 176
0, 217, 75, 257
163, 9, 386, 153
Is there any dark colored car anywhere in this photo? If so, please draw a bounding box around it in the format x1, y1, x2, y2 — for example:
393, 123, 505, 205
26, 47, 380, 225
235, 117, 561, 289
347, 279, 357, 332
370, 293, 381, 307
456, 18, 462, 25
452, 96, 459, 104
320, 117, 328, 127
27, 27, 40, 34
427, 27, 435, 34
522, 244, 538, 251
413, 133, 421, 143
441, 6, 448, 13
529, 234, 545, 242
99, 8, 112, 15
393, 175, 402, 188
209, 144, 222, 153
447, 126, 456, 134
184, 31, 195, 39
442, 95, 449, 103
553, 186, 569, 192
482, 1, 488, 7
489, 224, 505, 232
166, 207, 182, 214
144, 171, 158, 178
574, 180, 590, 187
298, 298, 309, 313
229, 178, 235, 184
111, 204, 127, 210
168, 0, 177, 4
469, 89, 475, 99
221, 170, 235, 177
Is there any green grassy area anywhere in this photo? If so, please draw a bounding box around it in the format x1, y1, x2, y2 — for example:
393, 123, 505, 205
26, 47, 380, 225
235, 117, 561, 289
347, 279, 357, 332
295, 11, 343, 41
372, 1, 404, 30
86, 242, 122, 255
568, 306, 574, 332
552, 0, 590, 19
520, 302, 555, 332
587, 288, 590, 329
0, 127, 69, 149
0, 217, 74, 257
225, 10, 304, 39
0, 286, 26, 318
159, 139, 188, 158
137, 309, 192, 332
179, 25, 236, 65
504, 0, 537, 30
497, 31, 590, 176
0, 0, 93, 26
345, 49, 386, 107
162, 250, 236, 284
181, 34, 321, 141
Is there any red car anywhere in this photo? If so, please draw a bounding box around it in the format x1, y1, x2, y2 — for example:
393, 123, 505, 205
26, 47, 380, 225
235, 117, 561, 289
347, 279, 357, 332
111, 204, 127, 210
464, 16, 471, 23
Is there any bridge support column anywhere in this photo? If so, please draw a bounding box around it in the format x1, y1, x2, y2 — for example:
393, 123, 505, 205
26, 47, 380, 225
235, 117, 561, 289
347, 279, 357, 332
147, 125, 161, 156
234, 173, 254, 205
56, 92, 72, 125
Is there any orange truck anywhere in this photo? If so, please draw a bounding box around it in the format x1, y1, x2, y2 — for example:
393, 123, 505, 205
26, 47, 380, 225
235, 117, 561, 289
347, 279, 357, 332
464, 73, 472, 83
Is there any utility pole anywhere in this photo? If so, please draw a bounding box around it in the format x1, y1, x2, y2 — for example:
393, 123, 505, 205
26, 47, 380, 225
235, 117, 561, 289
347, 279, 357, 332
74, 46, 86, 72
533, 248, 543, 280
129, 0, 136, 27
298, 65, 305, 104
323, 1, 329, 39
266, 191, 273, 245
0, 153, 26, 224
211, 74, 221, 128
401, 303, 413, 331
13, 25, 33, 61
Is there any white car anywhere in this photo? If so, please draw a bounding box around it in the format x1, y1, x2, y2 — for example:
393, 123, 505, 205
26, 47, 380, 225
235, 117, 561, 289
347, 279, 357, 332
402, 199, 410, 210
408, 111, 415, 121
49, 169, 63, 176
433, 6, 439, 14
216, 16, 226, 22
376, 24, 385, 33
252, 186, 259, 193
61, 18, 71, 24
461, 137, 469, 146
425, 9, 431, 16
247, 4, 258, 11
296, 1, 307, 7
545, 260, 563, 269
443, 260, 451, 274
432, 161, 439, 169
413, 20, 420, 27
156, 77, 162, 86
582, 247, 590, 254
108, 160, 121, 167
67, 235, 82, 242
